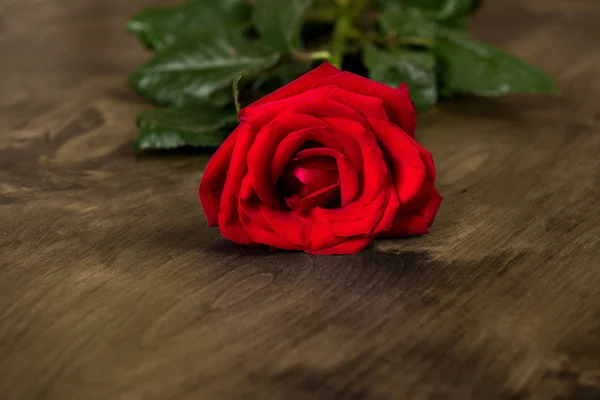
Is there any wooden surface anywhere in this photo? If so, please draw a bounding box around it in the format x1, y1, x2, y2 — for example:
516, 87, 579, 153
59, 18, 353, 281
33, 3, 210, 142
1, 0, 600, 399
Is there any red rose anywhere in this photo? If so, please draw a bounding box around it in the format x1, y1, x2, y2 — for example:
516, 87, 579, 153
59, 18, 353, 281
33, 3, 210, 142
199, 62, 442, 254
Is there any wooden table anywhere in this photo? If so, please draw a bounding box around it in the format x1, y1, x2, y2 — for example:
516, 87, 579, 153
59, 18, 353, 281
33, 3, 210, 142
1, 0, 599, 399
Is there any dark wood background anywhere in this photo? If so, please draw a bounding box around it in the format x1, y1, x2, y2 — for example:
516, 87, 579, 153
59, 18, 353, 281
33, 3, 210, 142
1, 0, 599, 399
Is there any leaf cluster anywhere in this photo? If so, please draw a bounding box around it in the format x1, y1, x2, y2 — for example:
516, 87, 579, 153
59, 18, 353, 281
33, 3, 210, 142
127, 0, 560, 151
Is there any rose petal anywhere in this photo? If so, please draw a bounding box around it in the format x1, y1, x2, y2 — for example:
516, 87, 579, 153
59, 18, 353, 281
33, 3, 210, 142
313, 72, 417, 137
241, 86, 335, 132
260, 206, 309, 247
294, 147, 358, 207
286, 183, 340, 211
270, 126, 347, 184
368, 118, 426, 205
379, 188, 443, 237
325, 192, 387, 236
245, 113, 327, 207
326, 87, 389, 121
307, 222, 345, 250
372, 174, 400, 234
221, 215, 256, 246
239, 191, 270, 227
320, 118, 387, 205
290, 154, 339, 171
244, 89, 368, 131
271, 129, 338, 175
218, 122, 257, 245
297, 116, 391, 239
318, 120, 364, 167
199, 130, 238, 227
422, 187, 443, 226
285, 157, 338, 196
239, 198, 304, 251
413, 140, 437, 182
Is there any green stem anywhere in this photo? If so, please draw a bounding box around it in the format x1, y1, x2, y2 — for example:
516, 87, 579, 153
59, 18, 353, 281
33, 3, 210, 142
233, 74, 243, 115
308, 50, 333, 60
291, 50, 332, 62
330, 0, 375, 69
331, 11, 351, 69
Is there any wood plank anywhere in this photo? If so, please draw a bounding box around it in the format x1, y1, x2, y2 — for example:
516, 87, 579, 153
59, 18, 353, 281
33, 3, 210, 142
0, 0, 599, 399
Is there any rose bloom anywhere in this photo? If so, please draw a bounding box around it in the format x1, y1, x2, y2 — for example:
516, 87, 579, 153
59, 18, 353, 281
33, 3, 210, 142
200, 62, 442, 254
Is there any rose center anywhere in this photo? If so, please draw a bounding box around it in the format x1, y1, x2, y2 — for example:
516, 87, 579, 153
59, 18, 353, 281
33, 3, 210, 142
278, 155, 341, 211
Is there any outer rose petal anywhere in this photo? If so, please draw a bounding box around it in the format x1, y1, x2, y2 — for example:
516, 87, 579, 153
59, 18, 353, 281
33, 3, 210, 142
243, 89, 368, 130
326, 87, 389, 121
199, 130, 238, 227
258, 205, 308, 248
380, 188, 443, 237
396, 83, 417, 136
422, 187, 443, 225
413, 141, 437, 183
325, 193, 387, 236
312, 73, 417, 137
373, 174, 400, 233
367, 118, 426, 204
218, 122, 257, 245
239, 204, 302, 251
240, 62, 341, 118
393, 140, 438, 214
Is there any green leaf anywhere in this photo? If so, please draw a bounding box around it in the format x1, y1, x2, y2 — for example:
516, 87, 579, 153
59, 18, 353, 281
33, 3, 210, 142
252, 61, 312, 93
434, 30, 561, 96
207, 85, 237, 108
274, 62, 313, 84
363, 44, 438, 112
135, 107, 238, 151
127, 0, 252, 52
128, 33, 281, 108
379, 6, 561, 97
253, 0, 314, 52
379, 0, 480, 28
379, 4, 438, 40
404, 0, 480, 20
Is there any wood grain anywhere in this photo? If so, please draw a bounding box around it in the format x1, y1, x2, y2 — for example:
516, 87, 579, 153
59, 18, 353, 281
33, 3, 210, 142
1, 0, 599, 399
